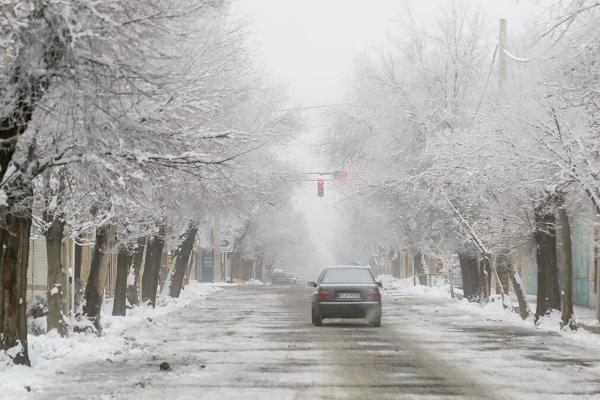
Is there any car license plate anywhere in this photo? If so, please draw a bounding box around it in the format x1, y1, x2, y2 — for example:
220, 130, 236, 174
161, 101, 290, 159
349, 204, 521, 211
337, 292, 361, 299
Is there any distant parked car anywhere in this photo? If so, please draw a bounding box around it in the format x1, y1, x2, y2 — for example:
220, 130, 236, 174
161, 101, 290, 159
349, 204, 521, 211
271, 270, 291, 285
287, 273, 298, 283
308, 266, 382, 327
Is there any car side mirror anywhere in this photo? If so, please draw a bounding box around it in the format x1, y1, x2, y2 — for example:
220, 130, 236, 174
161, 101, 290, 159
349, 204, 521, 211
306, 281, 317, 288
376, 281, 383, 288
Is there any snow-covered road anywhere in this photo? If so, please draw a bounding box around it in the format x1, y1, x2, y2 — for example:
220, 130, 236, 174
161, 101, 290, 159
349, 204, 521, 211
26, 284, 600, 399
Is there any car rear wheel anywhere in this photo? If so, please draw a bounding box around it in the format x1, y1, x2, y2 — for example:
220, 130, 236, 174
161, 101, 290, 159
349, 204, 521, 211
370, 313, 381, 327
312, 307, 323, 326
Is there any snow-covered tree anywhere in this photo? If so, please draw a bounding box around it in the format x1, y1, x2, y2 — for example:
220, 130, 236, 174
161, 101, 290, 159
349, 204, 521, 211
1, 0, 300, 363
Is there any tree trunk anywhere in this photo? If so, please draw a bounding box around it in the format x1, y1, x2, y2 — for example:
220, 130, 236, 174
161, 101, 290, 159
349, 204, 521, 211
413, 252, 427, 285
508, 268, 530, 320
392, 251, 401, 278
534, 197, 561, 323
112, 246, 132, 316
458, 252, 482, 302
0, 230, 3, 350
141, 238, 158, 304
480, 258, 490, 301
183, 252, 194, 288
168, 223, 198, 298
597, 255, 600, 323
0, 18, 67, 364
559, 207, 576, 330
449, 257, 455, 298
0, 215, 32, 365
231, 249, 242, 280
126, 239, 145, 307
45, 218, 68, 335
74, 239, 82, 283
82, 225, 114, 334
141, 225, 165, 308
494, 249, 530, 320
73, 235, 85, 314
159, 259, 169, 292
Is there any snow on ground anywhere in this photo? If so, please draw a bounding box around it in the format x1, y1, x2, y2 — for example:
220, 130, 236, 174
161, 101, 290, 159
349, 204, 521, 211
27, 285, 329, 400
377, 274, 600, 347
3, 280, 600, 399
0, 281, 222, 400
377, 274, 600, 399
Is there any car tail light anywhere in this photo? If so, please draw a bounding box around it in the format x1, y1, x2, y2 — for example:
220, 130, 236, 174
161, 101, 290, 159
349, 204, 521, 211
367, 289, 381, 302
317, 290, 331, 301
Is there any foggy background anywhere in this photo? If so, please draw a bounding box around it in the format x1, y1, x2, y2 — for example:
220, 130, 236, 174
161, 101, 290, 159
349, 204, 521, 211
233, 0, 538, 279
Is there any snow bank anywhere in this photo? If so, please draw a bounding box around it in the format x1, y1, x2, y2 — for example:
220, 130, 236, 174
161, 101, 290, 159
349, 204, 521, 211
244, 279, 264, 285
377, 274, 449, 298
0, 281, 221, 399
380, 275, 600, 347
102, 281, 221, 335
210, 282, 241, 287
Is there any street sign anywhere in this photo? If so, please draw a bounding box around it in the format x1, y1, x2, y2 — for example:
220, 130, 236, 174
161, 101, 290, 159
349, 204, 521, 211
220, 237, 233, 253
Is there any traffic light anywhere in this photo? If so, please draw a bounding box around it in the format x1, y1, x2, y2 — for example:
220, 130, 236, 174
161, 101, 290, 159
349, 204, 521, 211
317, 176, 324, 197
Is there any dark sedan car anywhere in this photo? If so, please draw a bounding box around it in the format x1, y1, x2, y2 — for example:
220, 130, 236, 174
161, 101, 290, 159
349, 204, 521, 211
271, 270, 291, 285
308, 266, 382, 327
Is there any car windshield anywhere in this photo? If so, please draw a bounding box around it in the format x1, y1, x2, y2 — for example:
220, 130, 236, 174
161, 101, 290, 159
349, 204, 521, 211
321, 268, 374, 284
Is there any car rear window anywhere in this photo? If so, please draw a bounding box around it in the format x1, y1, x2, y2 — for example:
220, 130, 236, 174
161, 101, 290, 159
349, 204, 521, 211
321, 268, 375, 284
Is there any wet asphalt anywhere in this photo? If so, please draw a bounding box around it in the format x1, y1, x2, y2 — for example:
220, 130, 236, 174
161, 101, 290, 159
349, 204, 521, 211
31, 284, 600, 400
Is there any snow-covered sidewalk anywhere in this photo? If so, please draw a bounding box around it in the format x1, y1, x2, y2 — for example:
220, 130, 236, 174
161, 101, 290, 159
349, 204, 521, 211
5, 282, 600, 399
0, 282, 222, 400
377, 274, 600, 347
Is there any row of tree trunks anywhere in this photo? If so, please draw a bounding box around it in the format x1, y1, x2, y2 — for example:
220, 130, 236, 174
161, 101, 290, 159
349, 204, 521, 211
45, 218, 69, 335
82, 225, 115, 333
168, 223, 198, 298
141, 225, 165, 308
534, 195, 562, 323
458, 252, 482, 301
126, 240, 145, 307
112, 246, 132, 316
0, 215, 32, 365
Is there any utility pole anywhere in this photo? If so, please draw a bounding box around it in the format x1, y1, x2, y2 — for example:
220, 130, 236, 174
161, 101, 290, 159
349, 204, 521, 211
499, 18, 508, 88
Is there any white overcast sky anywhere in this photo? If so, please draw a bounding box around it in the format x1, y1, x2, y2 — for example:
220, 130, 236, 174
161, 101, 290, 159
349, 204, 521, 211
233, 0, 536, 107
231, 0, 539, 273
